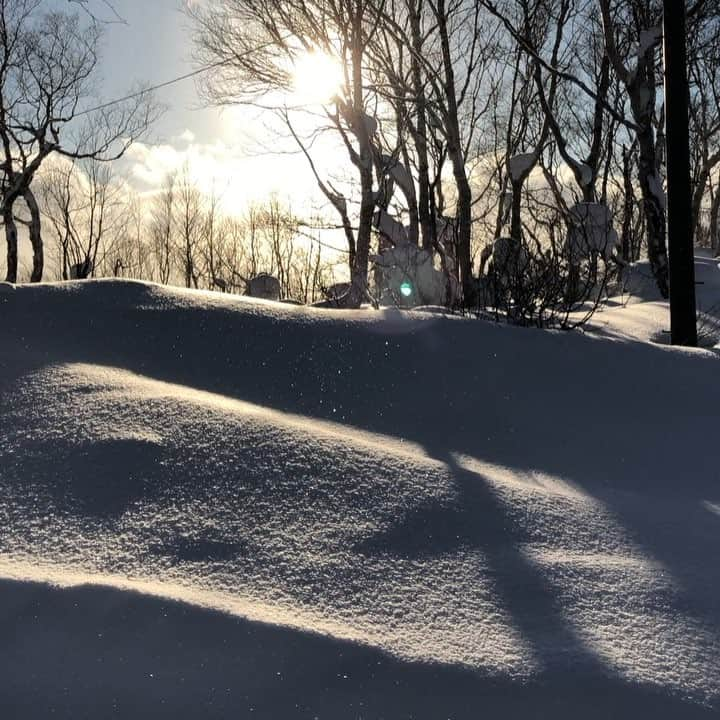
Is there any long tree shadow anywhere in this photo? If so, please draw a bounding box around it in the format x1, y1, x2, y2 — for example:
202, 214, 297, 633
3, 284, 719, 580
356, 448, 718, 714
359, 449, 605, 674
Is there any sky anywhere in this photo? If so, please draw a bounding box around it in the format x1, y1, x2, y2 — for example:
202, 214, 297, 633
82, 0, 337, 218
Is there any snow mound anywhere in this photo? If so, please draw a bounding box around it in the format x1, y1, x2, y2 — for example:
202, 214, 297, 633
588, 251, 720, 347
2, 271, 720, 717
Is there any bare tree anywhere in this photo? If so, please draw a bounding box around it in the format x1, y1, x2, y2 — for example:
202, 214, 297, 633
368, 0, 501, 300
597, 0, 669, 296
39, 156, 127, 279
710, 178, 720, 255
686, 2, 720, 244
149, 171, 176, 285
0, 0, 156, 282
200, 183, 226, 291
109, 189, 153, 280
532, 1, 611, 204
190, 0, 388, 306
175, 164, 203, 289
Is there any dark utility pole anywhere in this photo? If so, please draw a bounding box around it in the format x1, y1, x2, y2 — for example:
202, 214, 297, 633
663, 0, 697, 347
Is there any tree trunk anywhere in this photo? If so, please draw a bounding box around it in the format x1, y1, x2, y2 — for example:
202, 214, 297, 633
348, 12, 374, 308
599, 0, 668, 296
621, 143, 636, 262
350, 144, 375, 306
630, 59, 669, 297
510, 178, 523, 243
450, 152, 473, 297
586, 54, 611, 203
710, 186, 720, 256
398, 140, 420, 247
4, 204, 18, 283
636, 130, 669, 297
663, 0, 697, 346
436, 0, 473, 302
62, 239, 69, 281
409, 1, 433, 252
23, 186, 43, 282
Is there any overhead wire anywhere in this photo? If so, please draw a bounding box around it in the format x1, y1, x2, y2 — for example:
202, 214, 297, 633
75, 61, 230, 117
75, 38, 287, 117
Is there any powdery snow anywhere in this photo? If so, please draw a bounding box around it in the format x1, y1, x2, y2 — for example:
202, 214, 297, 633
638, 26, 662, 57
1, 262, 720, 718
508, 152, 537, 181
578, 162, 593, 187
588, 251, 720, 348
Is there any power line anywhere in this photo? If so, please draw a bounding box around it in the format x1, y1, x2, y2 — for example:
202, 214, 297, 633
76, 59, 233, 117
76, 38, 286, 117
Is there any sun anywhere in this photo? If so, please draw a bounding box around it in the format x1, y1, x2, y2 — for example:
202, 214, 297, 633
292, 50, 344, 105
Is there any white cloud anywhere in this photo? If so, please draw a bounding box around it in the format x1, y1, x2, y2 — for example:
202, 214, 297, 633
124, 129, 344, 218
178, 129, 196, 144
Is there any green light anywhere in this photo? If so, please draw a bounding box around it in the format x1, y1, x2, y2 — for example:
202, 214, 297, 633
400, 281, 413, 297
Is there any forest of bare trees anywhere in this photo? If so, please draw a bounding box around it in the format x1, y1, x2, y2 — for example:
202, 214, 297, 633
189, 0, 720, 315
36, 158, 338, 302
0, 0, 338, 301
0, 0, 157, 284
3, 0, 720, 321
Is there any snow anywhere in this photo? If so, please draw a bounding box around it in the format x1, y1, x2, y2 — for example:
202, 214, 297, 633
382, 155, 415, 199
508, 152, 536, 181
576, 162, 593, 187
482, 236, 530, 279
566, 202, 620, 261
638, 26, 662, 57
372, 207, 409, 246
1, 262, 720, 718
372, 244, 447, 306
589, 250, 720, 348
628, 26, 662, 83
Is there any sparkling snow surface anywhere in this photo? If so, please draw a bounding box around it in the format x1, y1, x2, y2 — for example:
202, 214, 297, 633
1, 260, 720, 718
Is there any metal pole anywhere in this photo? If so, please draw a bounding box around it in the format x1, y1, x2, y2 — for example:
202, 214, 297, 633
663, 0, 697, 346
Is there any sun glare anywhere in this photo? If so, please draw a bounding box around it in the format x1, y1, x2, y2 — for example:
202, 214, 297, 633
292, 51, 344, 105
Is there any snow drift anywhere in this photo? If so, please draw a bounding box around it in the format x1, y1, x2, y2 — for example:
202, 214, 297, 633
1, 263, 719, 718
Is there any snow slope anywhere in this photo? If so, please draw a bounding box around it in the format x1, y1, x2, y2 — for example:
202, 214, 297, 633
1, 258, 719, 718
588, 250, 720, 347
